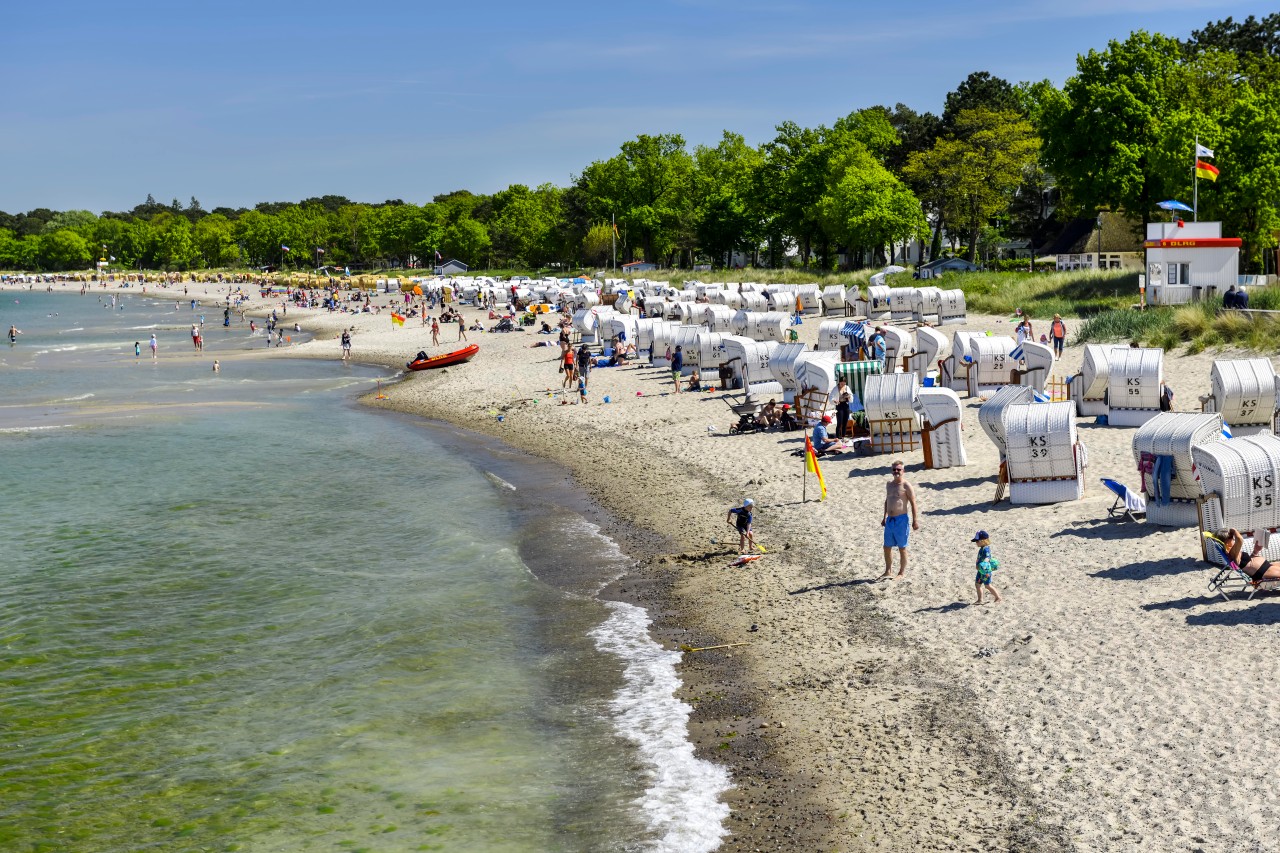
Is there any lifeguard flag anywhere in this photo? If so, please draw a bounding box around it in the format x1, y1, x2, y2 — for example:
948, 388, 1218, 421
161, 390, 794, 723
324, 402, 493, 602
1196, 160, 1220, 182
804, 436, 827, 501
391, 312, 405, 327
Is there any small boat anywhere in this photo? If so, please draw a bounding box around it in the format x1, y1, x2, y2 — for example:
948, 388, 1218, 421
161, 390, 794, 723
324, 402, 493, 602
407, 344, 479, 371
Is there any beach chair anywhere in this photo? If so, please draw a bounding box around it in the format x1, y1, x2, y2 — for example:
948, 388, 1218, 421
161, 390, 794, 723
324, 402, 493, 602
1202, 533, 1279, 601
1101, 478, 1146, 522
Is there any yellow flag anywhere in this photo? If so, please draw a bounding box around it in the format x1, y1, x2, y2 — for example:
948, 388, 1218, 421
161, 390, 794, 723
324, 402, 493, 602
804, 436, 827, 500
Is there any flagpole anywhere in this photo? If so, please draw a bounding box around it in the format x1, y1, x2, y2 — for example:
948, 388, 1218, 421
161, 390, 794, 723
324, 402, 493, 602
1193, 136, 1199, 222
802, 451, 807, 502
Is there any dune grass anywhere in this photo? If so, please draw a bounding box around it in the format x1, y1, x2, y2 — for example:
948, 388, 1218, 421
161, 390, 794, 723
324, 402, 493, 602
930, 269, 1139, 319
1077, 285, 1280, 353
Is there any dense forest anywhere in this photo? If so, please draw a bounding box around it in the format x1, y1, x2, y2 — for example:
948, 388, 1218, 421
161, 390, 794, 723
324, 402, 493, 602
2, 16, 1277, 274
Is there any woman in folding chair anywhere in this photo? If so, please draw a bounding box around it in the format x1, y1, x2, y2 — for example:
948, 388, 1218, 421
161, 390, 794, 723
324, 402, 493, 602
1223, 529, 1280, 584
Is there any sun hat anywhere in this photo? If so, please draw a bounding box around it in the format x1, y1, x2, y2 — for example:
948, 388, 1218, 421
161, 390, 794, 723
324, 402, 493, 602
971, 530, 988, 542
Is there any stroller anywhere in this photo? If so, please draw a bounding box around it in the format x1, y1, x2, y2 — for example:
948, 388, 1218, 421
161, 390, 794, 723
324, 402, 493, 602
489, 316, 516, 333
725, 392, 764, 434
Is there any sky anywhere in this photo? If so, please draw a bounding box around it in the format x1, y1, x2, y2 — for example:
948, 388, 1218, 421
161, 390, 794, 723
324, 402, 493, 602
2, 0, 1272, 213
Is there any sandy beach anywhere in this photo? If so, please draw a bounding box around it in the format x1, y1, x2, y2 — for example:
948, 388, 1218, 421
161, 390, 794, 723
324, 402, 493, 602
15, 278, 1280, 851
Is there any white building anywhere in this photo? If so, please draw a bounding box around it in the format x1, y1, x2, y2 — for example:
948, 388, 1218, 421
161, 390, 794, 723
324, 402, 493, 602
1144, 221, 1241, 306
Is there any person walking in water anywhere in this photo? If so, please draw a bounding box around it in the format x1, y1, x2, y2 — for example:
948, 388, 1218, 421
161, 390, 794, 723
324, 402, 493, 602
879, 460, 919, 579
134, 341, 141, 359
9, 324, 21, 344
149, 333, 158, 359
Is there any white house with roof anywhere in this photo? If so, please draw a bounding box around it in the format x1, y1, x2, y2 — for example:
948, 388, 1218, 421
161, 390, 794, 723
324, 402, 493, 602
433, 259, 469, 275
1143, 221, 1241, 305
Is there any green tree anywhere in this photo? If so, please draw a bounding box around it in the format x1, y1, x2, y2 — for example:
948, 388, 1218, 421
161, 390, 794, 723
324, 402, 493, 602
941, 71, 1021, 130
1040, 31, 1187, 221
905, 108, 1040, 261
152, 213, 200, 270
692, 131, 763, 267
490, 184, 560, 268
818, 147, 926, 266
194, 214, 240, 267
441, 218, 491, 267
39, 229, 92, 270
576, 134, 693, 266
582, 223, 614, 266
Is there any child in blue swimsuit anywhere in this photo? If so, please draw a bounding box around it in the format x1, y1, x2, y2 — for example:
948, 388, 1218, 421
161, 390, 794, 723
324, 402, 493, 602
972, 530, 1002, 605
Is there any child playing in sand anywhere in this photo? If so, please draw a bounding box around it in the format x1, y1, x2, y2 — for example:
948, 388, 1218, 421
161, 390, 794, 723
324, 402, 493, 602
576, 373, 588, 404
972, 530, 1002, 604
726, 498, 755, 555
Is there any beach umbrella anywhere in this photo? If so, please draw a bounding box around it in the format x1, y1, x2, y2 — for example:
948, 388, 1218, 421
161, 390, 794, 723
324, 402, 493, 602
1157, 200, 1193, 212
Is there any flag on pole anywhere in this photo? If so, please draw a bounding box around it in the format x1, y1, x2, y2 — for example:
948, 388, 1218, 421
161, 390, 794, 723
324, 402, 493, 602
612, 222, 620, 237
804, 436, 827, 501
391, 312, 406, 327
1196, 143, 1214, 159
1195, 160, 1220, 182
435, 250, 442, 261
317, 248, 325, 255
281, 244, 291, 252
109, 255, 116, 261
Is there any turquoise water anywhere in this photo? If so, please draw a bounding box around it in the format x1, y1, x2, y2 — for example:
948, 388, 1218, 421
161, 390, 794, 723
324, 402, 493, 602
0, 291, 728, 852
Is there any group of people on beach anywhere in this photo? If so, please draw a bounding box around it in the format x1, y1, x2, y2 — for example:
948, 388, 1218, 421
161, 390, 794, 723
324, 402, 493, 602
725, 459, 1001, 604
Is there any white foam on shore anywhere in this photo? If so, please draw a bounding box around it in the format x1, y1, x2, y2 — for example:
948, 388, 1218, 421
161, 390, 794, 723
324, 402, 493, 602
590, 600, 731, 853
484, 470, 517, 491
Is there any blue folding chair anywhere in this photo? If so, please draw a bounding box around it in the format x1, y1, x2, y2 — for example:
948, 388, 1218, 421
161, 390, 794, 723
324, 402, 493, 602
1101, 478, 1146, 522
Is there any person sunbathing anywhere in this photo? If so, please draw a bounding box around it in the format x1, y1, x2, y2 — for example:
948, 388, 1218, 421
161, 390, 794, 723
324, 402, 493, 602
756, 400, 779, 429
1224, 528, 1280, 582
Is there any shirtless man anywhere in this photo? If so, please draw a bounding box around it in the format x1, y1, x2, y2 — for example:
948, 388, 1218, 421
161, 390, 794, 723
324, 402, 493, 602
880, 460, 919, 579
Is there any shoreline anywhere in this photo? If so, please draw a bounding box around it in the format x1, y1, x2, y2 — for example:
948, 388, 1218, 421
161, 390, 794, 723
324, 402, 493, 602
14, 281, 1280, 851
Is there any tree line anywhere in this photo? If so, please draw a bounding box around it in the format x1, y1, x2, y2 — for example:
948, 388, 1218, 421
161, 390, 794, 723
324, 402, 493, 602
2, 15, 1277, 274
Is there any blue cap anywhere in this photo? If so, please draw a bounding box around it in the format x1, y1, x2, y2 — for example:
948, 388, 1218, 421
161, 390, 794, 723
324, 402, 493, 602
972, 530, 988, 542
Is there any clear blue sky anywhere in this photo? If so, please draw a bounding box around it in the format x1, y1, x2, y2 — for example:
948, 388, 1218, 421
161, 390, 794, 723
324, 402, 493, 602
2, 0, 1270, 213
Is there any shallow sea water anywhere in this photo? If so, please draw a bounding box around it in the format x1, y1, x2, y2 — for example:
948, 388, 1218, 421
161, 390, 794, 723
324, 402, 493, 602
0, 290, 728, 852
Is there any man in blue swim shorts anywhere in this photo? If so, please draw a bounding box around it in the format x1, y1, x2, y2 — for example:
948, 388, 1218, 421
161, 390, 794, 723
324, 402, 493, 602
879, 460, 919, 579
